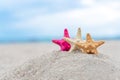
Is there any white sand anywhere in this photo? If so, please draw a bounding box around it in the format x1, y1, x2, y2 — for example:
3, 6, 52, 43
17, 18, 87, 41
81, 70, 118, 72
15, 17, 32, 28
0, 43, 55, 75
0, 51, 120, 80
0, 41, 120, 80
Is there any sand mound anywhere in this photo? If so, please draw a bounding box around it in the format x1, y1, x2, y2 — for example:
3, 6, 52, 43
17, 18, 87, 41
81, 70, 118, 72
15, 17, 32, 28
0, 51, 120, 80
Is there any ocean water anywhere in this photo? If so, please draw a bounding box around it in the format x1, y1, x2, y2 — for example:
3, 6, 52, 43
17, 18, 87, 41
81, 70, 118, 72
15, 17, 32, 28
0, 36, 120, 44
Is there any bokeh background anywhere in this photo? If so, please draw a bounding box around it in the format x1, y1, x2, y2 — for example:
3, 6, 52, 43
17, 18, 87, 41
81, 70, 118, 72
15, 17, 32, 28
0, 0, 120, 43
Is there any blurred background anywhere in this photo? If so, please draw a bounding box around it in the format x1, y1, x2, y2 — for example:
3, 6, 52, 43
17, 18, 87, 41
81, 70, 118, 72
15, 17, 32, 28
0, 0, 120, 43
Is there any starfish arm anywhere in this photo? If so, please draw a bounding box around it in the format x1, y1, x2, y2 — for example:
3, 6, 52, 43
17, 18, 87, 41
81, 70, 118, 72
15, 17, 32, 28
52, 40, 61, 45
83, 49, 98, 54
63, 37, 74, 44
64, 28, 70, 38
86, 33, 93, 42
91, 49, 98, 54
60, 45, 65, 51
76, 27, 82, 39
75, 42, 84, 48
94, 49, 98, 54
81, 49, 86, 53
82, 49, 90, 54
69, 45, 77, 52
95, 41, 105, 47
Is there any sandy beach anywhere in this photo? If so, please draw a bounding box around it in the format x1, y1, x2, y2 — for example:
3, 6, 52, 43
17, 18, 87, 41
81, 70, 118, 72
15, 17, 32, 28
0, 41, 120, 80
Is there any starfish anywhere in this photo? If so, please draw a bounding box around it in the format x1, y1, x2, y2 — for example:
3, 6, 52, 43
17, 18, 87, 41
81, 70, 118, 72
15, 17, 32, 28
52, 28, 71, 51
63, 28, 83, 52
75, 33, 105, 54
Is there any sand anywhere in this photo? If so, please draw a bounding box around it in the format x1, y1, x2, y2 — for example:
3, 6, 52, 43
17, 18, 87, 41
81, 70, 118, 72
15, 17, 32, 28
0, 41, 120, 80
0, 43, 54, 75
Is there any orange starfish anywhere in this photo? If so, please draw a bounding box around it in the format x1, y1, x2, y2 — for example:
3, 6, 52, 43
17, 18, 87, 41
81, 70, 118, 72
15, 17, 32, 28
75, 33, 104, 54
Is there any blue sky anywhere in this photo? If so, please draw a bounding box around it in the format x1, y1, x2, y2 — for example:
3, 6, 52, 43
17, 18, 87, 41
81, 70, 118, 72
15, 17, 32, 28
0, 0, 120, 42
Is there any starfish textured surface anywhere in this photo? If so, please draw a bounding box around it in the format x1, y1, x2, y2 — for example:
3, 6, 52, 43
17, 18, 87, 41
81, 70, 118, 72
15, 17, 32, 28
52, 29, 71, 51
63, 28, 83, 52
75, 33, 105, 54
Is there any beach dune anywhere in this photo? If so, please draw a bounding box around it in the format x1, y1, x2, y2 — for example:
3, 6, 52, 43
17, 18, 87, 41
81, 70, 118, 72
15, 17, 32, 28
1, 51, 120, 80
0, 41, 120, 80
